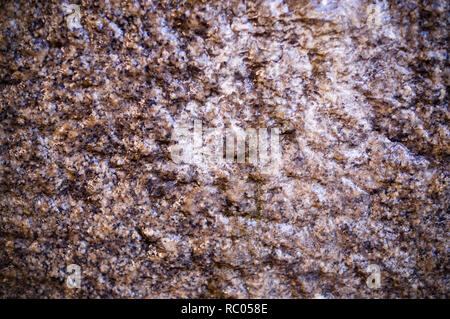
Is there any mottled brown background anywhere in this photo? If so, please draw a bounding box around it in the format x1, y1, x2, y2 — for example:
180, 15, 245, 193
0, 0, 448, 298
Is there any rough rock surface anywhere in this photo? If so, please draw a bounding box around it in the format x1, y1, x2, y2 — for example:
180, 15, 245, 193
0, 0, 448, 298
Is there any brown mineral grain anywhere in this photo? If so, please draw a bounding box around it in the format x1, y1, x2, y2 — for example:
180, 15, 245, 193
0, 0, 448, 298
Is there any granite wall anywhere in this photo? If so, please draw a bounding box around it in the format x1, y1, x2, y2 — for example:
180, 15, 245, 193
0, 0, 448, 298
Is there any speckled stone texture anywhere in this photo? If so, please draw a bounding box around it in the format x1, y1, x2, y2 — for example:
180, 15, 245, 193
0, 0, 448, 298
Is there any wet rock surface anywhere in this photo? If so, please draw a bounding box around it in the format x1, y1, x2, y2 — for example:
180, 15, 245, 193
0, 0, 448, 298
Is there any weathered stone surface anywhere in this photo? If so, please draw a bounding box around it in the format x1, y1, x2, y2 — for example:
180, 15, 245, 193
0, 0, 448, 298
